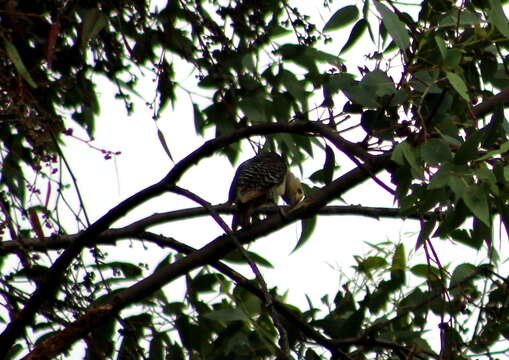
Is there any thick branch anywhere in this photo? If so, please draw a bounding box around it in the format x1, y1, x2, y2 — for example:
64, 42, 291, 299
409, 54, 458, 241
0, 121, 370, 357
21, 152, 390, 359
0, 204, 427, 254
7, 88, 507, 357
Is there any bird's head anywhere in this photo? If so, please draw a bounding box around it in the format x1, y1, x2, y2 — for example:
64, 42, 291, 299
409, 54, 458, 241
282, 171, 304, 205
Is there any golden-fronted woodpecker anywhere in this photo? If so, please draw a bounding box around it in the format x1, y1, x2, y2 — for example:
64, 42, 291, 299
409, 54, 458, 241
228, 152, 303, 230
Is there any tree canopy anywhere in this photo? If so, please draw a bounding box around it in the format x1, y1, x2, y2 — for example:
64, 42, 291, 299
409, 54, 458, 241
2, 0, 509, 359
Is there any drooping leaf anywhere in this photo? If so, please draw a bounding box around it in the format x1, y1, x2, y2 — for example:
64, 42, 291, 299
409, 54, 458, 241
80, 8, 108, 51
193, 103, 205, 136
415, 219, 436, 250
309, 145, 335, 184
340, 19, 368, 54
391, 243, 406, 284
462, 185, 490, 226
292, 216, 317, 252
374, 2, 410, 50
224, 249, 273, 268
487, 0, 509, 38
446, 71, 470, 101
323, 6, 359, 32
157, 129, 174, 162
2, 36, 37, 88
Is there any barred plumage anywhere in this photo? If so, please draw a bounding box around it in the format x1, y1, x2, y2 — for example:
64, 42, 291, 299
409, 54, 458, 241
229, 152, 303, 230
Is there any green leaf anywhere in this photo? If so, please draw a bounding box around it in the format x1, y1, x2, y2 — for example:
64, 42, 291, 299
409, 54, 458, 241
477, 140, 509, 161
309, 145, 335, 184
420, 138, 453, 165
449, 263, 478, 298
278, 44, 343, 76
449, 229, 482, 249
462, 185, 490, 226
323, 5, 359, 32
279, 69, 307, 103
204, 308, 249, 322
292, 216, 317, 252
193, 103, 205, 136
340, 19, 368, 54
434, 35, 447, 59
446, 72, 470, 101
374, 1, 410, 50
325, 73, 356, 94
355, 256, 388, 279
391, 243, 406, 284
391, 142, 423, 178
80, 8, 108, 51
117, 314, 151, 360
2, 36, 37, 88
157, 62, 176, 115
448, 175, 467, 199
428, 163, 454, 190
488, 0, 509, 38
442, 48, 463, 69
361, 70, 396, 97
162, 302, 185, 315
1, 153, 26, 204
190, 273, 221, 293
344, 85, 380, 108
157, 129, 174, 162
224, 249, 273, 268
415, 219, 436, 250
149, 333, 165, 360
438, 9, 482, 27
5, 344, 22, 360
239, 94, 268, 123
410, 264, 442, 280
305, 349, 322, 360
454, 130, 484, 164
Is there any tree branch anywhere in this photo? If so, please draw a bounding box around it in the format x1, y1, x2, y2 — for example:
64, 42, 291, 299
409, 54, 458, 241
5, 86, 506, 356
20, 152, 390, 359
0, 204, 428, 254
0, 121, 374, 357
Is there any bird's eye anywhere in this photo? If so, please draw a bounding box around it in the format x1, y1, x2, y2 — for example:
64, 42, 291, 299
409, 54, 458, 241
297, 188, 303, 194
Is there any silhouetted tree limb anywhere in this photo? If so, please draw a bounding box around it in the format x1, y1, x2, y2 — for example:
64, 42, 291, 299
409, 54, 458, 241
0, 121, 378, 357
19, 149, 390, 359
0, 204, 429, 254
7, 89, 509, 357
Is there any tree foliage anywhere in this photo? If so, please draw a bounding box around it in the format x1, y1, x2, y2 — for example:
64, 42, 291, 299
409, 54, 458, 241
2, 0, 509, 359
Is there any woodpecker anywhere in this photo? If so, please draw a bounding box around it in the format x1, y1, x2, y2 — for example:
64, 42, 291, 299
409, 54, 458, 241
228, 152, 304, 230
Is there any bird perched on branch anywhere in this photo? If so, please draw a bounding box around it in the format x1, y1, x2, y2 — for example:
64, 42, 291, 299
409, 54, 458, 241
228, 152, 304, 230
